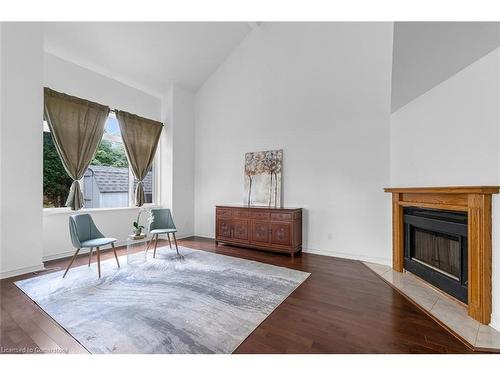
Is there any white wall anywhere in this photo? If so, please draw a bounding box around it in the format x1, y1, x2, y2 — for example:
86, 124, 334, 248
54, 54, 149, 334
171, 86, 195, 237
0, 23, 45, 278
159, 87, 174, 211
42, 53, 163, 261
390, 47, 500, 329
44, 53, 161, 120
194, 23, 394, 264
160, 85, 195, 238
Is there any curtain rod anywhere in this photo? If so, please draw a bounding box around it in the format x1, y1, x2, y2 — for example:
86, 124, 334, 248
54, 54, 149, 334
45, 87, 162, 124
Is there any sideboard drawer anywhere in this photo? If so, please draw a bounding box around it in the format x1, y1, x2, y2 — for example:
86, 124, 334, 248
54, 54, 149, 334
216, 208, 233, 218
250, 211, 270, 220
270, 212, 292, 221
233, 210, 249, 218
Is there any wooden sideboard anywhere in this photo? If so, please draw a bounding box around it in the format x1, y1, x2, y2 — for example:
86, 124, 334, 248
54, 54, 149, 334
215, 205, 302, 256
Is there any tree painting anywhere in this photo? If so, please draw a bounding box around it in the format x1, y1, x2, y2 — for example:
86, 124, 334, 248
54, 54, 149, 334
266, 151, 282, 207
244, 153, 257, 206
244, 150, 282, 207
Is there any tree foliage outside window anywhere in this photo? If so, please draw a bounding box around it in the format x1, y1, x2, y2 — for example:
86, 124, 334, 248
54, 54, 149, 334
91, 139, 128, 168
43, 132, 73, 207
43, 127, 130, 207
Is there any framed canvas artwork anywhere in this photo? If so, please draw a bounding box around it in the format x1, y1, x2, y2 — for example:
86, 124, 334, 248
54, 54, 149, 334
244, 149, 282, 207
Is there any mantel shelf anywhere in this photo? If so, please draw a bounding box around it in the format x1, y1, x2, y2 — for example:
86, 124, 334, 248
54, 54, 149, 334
384, 186, 500, 194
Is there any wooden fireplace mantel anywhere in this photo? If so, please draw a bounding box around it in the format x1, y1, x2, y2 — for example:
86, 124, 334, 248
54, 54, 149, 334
385, 186, 500, 324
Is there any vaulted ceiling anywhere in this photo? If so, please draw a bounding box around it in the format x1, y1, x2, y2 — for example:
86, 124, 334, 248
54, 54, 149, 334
391, 22, 500, 112
43, 22, 252, 97
45, 22, 500, 109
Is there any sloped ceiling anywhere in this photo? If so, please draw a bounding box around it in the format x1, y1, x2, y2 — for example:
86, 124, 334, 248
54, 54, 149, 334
391, 22, 500, 113
44, 22, 251, 97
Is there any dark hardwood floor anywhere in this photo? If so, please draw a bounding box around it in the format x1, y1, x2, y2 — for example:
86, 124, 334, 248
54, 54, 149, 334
0, 236, 472, 354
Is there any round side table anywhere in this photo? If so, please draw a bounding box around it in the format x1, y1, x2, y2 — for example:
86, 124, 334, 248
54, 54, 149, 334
127, 234, 147, 266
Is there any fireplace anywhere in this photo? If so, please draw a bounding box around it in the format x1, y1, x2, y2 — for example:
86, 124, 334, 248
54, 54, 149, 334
403, 208, 468, 303
384, 186, 499, 324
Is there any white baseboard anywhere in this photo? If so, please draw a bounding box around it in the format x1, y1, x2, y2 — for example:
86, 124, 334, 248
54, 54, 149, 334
303, 247, 391, 266
43, 240, 133, 262
43, 231, 390, 267
0, 263, 46, 280
192, 233, 391, 266
491, 314, 500, 332
42, 233, 196, 262
174, 233, 195, 240
43, 249, 90, 262
193, 232, 214, 239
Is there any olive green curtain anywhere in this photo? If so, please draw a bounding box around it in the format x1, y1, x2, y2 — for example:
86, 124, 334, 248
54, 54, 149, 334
44, 88, 110, 210
115, 110, 163, 206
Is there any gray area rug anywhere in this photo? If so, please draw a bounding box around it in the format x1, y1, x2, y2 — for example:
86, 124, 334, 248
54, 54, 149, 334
15, 246, 310, 354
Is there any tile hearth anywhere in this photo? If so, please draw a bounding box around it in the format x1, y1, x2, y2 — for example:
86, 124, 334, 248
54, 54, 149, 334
363, 261, 500, 352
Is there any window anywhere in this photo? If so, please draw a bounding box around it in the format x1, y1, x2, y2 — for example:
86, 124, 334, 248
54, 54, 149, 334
43, 112, 156, 209
82, 113, 129, 209
43, 125, 73, 208
134, 171, 154, 204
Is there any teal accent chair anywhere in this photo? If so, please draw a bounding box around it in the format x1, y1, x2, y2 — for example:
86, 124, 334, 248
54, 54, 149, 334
64, 213, 120, 278
146, 208, 180, 257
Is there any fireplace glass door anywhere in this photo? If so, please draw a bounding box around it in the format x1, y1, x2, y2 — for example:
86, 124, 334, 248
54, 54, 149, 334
411, 228, 461, 281
404, 208, 468, 303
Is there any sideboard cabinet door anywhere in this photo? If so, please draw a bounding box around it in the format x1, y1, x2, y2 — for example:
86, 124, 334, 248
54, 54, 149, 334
251, 221, 270, 245
217, 219, 233, 240
271, 222, 292, 246
233, 219, 249, 242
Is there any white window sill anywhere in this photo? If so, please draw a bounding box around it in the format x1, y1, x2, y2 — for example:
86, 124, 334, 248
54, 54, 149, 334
43, 204, 160, 216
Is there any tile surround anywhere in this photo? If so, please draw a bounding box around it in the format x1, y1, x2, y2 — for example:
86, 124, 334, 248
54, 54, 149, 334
476, 324, 500, 350
363, 261, 500, 352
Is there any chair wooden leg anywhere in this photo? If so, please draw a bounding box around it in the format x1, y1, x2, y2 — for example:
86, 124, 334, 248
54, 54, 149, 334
111, 243, 120, 268
88, 248, 93, 267
153, 234, 158, 258
145, 237, 152, 252
167, 233, 172, 248
172, 233, 180, 255
96, 246, 101, 278
63, 248, 80, 278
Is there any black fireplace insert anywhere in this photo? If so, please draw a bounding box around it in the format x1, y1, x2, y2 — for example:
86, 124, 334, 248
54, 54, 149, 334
403, 207, 468, 303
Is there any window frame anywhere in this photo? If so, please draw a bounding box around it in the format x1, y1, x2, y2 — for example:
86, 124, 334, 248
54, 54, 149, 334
43, 112, 160, 213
